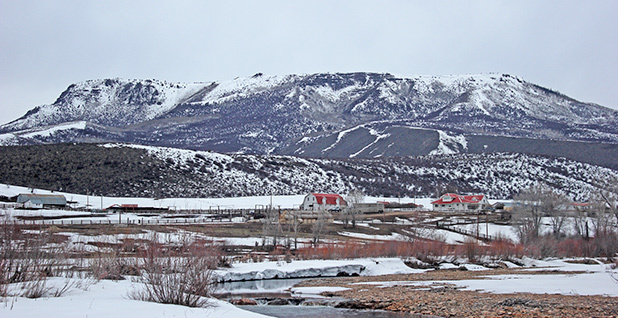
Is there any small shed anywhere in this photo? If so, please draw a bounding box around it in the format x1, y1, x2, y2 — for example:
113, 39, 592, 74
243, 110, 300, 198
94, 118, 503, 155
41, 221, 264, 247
16, 194, 67, 209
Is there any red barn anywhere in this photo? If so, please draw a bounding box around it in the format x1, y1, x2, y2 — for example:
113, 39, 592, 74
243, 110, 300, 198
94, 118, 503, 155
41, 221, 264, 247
302, 193, 347, 211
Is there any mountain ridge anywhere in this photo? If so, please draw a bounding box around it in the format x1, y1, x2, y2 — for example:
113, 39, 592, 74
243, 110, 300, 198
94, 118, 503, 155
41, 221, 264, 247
1, 72, 617, 169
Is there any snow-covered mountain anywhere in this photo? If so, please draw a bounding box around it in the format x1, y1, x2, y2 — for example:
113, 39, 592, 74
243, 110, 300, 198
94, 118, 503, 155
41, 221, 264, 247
2, 79, 204, 130
1, 73, 617, 168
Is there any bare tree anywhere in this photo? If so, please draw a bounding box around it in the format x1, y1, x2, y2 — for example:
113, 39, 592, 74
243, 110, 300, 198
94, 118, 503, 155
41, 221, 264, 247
312, 211, 326, 246
262, 205, 281, 249
512, 185, 547, 244
546, 192, 569, 238
282, 210, 302, 250
572, 203, 592, 240
590, 192, 618, 260
343, 189, 364, 228
290, 211, 301, 250
599, 190, 618, 221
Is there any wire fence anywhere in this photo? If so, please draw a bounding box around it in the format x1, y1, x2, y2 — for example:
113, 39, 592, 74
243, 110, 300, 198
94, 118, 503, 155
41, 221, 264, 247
5, 217, 242, 226
436, 221, 500, 241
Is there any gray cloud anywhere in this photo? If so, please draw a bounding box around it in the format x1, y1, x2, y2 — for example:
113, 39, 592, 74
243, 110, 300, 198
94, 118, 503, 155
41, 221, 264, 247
1, 0, 617, 124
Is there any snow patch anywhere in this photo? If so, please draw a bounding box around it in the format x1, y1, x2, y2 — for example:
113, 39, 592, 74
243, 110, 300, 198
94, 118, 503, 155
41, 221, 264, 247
350, 126, 390, 158
429, 130, 468, 155
19, 121, 88, 138
216, 258, 418, 282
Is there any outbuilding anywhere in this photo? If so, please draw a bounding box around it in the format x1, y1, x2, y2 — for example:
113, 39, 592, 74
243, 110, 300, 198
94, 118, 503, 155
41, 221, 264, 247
16, 193, 67, 209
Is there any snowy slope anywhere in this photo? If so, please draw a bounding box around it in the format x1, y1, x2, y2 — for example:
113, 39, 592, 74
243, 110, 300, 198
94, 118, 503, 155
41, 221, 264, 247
0, 143, 616, 200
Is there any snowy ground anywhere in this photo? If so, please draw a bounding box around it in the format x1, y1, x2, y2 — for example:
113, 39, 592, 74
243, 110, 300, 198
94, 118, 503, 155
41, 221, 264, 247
1, 278, 271, 318
217, 257, 420, 282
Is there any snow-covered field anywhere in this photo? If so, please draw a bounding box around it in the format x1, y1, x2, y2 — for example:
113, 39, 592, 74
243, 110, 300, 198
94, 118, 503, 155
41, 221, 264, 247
2, 183, 617, 317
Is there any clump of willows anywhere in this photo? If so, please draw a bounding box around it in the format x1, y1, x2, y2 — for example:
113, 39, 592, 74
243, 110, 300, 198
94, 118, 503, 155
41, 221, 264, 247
128, 233, 221, 308
0, 216, 76, 299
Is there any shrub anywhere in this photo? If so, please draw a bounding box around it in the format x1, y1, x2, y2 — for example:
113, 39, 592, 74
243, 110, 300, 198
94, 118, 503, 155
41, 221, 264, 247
1, 216, 73, 298
129, 234, 219, 308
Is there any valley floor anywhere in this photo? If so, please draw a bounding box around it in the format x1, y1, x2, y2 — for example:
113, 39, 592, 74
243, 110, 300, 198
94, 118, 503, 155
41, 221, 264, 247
2, 258, 617, 318
2, 185, 617, 317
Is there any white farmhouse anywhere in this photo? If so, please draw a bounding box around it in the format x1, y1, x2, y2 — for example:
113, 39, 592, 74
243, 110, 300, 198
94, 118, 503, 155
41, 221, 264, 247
431, 193, 489, 212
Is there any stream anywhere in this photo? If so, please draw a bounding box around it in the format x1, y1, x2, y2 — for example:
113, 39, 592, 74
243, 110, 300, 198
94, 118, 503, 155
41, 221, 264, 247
238, 305, 412, 318
214, 278, 414, 318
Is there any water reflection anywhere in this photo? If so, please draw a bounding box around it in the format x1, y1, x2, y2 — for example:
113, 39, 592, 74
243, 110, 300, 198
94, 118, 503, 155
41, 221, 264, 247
215, 278, 308, 294
220, 278, 427, 317
239, 305, 412, 318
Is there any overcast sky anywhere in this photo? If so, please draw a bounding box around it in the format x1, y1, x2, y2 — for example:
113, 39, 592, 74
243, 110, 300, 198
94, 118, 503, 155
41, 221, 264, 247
1, 0, 617, 125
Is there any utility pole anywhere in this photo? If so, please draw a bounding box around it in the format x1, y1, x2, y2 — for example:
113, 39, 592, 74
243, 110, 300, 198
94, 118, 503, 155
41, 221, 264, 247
486, 212, 489, 239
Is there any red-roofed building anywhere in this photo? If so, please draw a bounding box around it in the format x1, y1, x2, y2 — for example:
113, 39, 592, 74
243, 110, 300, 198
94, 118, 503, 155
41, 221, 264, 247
431, 193, 489, 212
302, 193, 347, 211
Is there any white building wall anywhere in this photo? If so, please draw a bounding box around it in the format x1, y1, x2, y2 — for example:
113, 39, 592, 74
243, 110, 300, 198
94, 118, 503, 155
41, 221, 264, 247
23, 200, 43, 209
302, 194, 317, 210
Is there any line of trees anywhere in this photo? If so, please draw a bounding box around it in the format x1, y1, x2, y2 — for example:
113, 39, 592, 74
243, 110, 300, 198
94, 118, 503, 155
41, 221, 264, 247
512, 184, 618, 259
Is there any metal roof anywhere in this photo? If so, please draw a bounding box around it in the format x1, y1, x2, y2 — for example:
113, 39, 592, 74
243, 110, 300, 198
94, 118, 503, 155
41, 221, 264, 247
16, 194, 67, 206
310, 193, 347, 206
431, 193, 485, 205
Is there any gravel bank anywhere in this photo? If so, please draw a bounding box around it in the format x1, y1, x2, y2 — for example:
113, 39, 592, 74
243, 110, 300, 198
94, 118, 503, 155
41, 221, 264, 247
295, 269, 618, 317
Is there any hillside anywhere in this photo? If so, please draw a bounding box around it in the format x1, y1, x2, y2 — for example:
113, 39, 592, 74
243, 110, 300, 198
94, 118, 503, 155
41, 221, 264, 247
0, 143, 615, 201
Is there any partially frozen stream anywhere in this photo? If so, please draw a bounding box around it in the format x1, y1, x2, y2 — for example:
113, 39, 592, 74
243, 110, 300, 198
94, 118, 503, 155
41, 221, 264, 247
215, 277, 415, 318
238, 305, 413, 318
214, 277, 306, 298
211, 258, 432, 317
